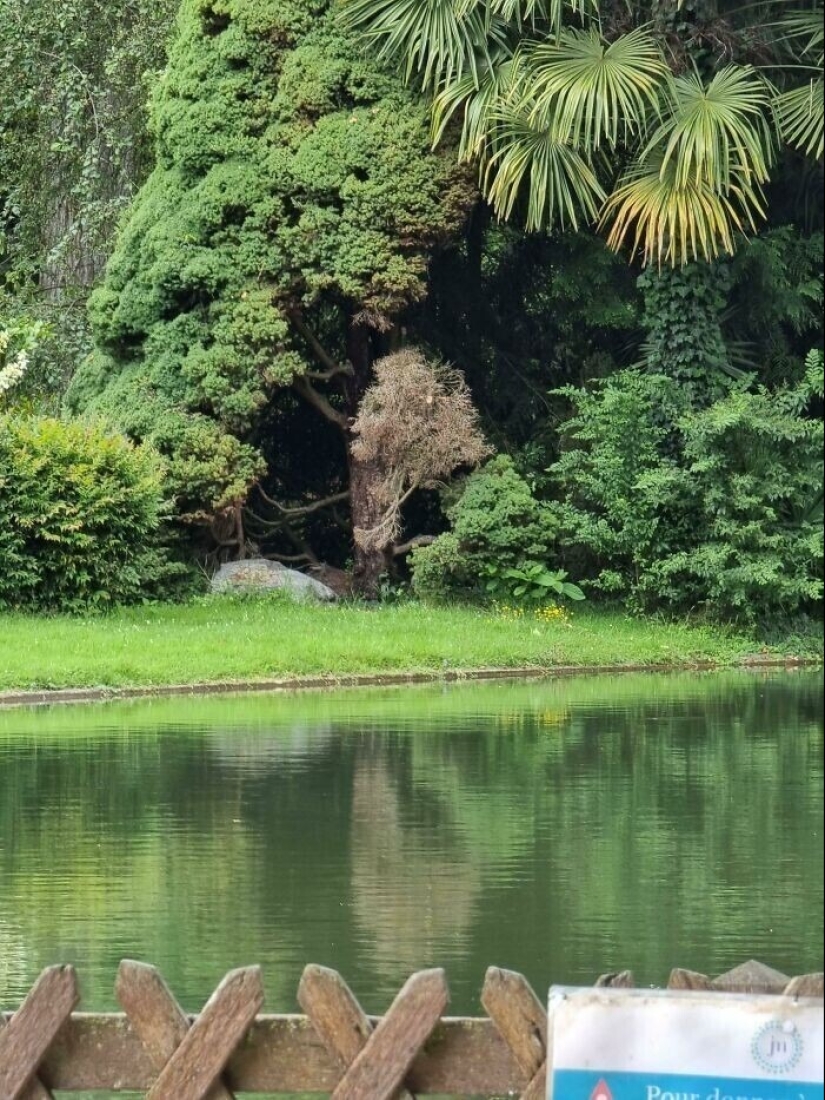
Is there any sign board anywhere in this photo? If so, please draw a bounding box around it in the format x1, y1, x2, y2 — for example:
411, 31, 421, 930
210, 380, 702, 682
547, 986, 824, 1100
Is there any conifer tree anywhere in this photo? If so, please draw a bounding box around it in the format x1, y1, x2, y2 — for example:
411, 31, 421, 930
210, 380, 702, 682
67, 0, 474, 591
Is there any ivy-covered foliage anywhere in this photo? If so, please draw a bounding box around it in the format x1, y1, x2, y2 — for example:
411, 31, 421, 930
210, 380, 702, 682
0, 415, 182, 611
638, 262, 734, 403
66, 0, 473, 525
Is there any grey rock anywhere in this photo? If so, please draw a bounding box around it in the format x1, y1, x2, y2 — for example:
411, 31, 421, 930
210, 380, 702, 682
211, 558, 337, 601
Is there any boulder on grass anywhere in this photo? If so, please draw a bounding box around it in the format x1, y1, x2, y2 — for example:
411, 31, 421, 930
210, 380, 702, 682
211, 558, 337, 601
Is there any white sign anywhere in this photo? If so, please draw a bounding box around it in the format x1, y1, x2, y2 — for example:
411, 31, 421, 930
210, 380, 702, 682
547, 986, 824, 1100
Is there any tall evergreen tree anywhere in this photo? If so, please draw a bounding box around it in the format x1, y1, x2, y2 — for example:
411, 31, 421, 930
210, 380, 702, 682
67, 0, 475, 592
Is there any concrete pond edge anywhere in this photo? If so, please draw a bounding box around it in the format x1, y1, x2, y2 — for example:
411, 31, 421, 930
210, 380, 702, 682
0, 655, 819, 709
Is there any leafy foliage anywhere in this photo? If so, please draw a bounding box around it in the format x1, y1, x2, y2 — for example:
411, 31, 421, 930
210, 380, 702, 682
0, 415, 184, 611
659, 372, 824, 622
411, 455, 561, 600
551, 366, 823, 622
482, 561, 585, 603
724, 226, 824, 385
638, 261, 735, 402
66, 0, 474, 528
0, 0, 179, 397
344, 0, 823, 265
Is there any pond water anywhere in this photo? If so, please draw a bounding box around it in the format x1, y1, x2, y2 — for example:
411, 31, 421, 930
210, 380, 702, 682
0, 670, 822, 1022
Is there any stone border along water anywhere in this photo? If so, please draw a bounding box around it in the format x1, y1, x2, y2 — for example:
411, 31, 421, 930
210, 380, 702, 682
0, 656, 817, 708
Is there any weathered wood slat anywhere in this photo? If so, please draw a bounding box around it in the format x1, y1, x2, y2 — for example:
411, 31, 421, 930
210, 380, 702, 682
298, 965, 414, 1100
332, 970, 449, 1100
668, 968, 713, 991
7, 1014, 520, 1094
143, 967, 263, 1100
116, 960, 235, 1100
595, 970, 635, 988
713, 960, 789, 993
297, 965, 375, 1070
783, 973, 824, 998
2, 959, 821, 1096
481, 967, 547, 1100
0, 966, 78, 1100
0, 1015, 53, 1100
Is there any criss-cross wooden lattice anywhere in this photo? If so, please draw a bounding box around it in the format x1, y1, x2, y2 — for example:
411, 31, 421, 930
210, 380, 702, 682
0, 966, 78, 1100
115, 960, 263, 1100
298, 965, 448, 1099
0, 960, 821, 1098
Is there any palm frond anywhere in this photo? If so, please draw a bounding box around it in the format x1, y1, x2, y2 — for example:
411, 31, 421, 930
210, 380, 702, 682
432, 50, 520, 153
485, 104, 606, 230
339, 0, 507, 90
647, 66, 774, 193
489, 0, 599, 37
601, 149, 767, 267
775, 78, 825, 157
525, 27, 668, 150
775, 9, 824, 64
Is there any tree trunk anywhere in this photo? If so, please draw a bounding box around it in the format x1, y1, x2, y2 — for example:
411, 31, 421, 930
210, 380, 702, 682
345, 317, 391, 598
347, 445, 393, 597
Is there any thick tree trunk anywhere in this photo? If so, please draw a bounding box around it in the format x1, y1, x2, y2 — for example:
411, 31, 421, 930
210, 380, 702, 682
345, 318, 391, 597
347, 446, 393, 597
290, 312, 393, 597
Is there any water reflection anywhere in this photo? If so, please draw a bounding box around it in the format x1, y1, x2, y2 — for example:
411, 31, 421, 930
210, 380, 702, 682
0, 671, 822, 1019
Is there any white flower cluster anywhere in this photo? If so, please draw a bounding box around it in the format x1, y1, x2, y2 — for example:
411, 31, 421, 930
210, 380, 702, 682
0, 330, 29, 396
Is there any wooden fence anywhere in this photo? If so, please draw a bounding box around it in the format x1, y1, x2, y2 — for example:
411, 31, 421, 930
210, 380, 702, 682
1, 959, 822, 1100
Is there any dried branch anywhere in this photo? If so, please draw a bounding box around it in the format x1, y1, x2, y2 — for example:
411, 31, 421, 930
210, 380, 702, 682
350, 348, 491, 552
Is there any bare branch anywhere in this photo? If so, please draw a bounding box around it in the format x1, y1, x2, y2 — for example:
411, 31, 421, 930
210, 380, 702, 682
256, 486, 350, 517
293, 376, 348, 430
307, 366, 355, 382
289, 310, 353, 380
393, 535, 436, 557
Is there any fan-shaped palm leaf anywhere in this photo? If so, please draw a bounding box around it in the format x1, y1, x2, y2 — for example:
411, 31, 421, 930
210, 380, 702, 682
775, 9, 824, 63
340, 0, 509, 90
601, 149, 767, 266
526, 27, 669, 149
432, 51, 521, 153
775, 78, 824, 157
647, 66, 774, 192
488, 0, 599, 37
486, 105, 606, 229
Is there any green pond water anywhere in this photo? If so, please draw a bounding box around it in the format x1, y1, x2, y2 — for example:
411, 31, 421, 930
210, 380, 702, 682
0, 670, 822, 1025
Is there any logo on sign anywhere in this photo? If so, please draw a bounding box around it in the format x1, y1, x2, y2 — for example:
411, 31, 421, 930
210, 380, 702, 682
590, 1078, 613, 1100
751, 1019, 804, 1074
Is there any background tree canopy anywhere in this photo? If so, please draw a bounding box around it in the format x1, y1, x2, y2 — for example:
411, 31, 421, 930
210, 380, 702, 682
0, 0, 822, 619
65, 0, 475, 590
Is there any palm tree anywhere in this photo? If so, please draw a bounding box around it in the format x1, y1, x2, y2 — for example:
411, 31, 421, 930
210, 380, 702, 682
341, 0, 823, 266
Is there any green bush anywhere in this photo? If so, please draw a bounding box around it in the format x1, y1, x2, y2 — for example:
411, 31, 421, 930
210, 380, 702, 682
659, 368, 824, 623
0, 415, 184, 611
551, 362, 824, 624
411, 456, 560, 601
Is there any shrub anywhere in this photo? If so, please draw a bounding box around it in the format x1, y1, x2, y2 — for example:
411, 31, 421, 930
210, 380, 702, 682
551, 370, 695, 606
411, 455, 560, 601
551, 363, 824, 624
0, 415, 184, 611
659, 371, 824, 623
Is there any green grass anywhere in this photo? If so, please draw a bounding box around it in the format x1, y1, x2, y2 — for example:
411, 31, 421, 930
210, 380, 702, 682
1, 595, 819, 693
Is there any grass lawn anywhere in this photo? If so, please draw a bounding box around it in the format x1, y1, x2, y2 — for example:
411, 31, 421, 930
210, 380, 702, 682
1, 596, 819, 693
